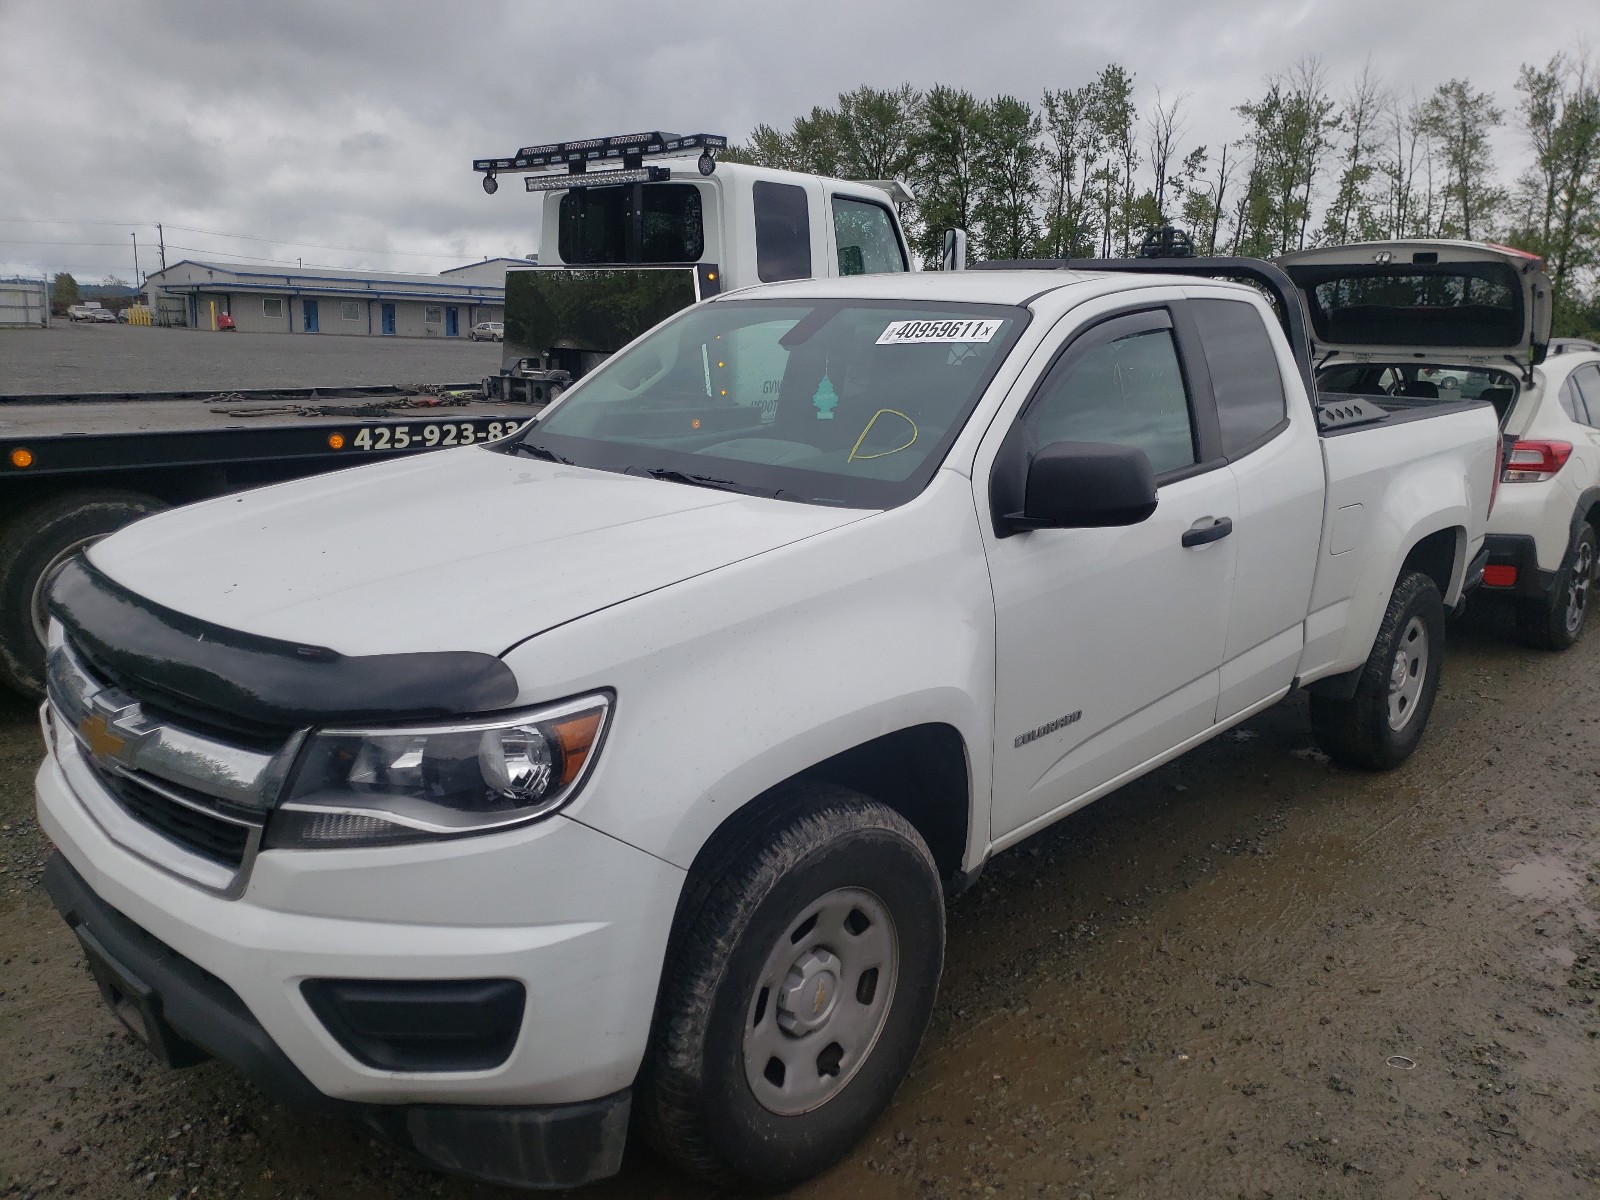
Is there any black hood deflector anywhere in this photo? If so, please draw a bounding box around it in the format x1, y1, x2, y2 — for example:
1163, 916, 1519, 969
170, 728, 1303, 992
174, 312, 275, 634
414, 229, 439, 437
49, 556, 520, 730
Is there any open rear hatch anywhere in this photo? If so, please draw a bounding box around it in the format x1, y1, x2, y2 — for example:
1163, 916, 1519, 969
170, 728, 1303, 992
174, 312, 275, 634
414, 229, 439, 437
1278, 241, 1553, 372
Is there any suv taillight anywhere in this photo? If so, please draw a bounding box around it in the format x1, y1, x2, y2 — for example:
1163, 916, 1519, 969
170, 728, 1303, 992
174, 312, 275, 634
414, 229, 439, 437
1501, 440, 1573, 483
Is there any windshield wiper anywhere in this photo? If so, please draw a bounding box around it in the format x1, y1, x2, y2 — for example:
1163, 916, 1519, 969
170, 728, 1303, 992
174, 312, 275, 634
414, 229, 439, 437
512, 440, 573, 464
629, 466, 756, 494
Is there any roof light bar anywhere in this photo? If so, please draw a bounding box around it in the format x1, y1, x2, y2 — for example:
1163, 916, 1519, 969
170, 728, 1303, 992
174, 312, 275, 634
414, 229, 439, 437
523, 166, 670, 192
474, 131, 727, 175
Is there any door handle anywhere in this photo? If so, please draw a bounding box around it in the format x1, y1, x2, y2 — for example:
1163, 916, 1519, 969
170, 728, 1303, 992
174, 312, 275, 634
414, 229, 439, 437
1182, 516, 1233, 548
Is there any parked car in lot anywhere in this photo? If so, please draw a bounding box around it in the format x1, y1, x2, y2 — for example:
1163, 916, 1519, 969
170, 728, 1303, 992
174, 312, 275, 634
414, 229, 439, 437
89, 308, 117, 323
1278, 239, 1597, 650
65, 303, 105, 322
468, 320, 503, 341
35, 259, 1500, 1191
1479, 349, 1600, 646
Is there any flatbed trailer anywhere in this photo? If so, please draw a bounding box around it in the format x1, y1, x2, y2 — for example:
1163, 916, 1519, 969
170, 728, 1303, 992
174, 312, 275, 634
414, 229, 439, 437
0, 384, 545, 698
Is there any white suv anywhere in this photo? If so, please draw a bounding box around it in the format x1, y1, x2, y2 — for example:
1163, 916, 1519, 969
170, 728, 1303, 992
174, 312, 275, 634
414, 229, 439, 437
1481, 351, 1600, 647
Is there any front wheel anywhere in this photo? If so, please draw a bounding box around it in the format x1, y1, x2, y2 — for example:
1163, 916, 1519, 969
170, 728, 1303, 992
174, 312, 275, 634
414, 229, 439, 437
638, 787, 944, 1189
1311, 569, 1445, 770
1516, 524, 1596, 651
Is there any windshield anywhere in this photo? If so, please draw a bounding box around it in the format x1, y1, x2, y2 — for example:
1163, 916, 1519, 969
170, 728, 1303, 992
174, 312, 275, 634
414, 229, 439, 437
510, 299, 1028, 508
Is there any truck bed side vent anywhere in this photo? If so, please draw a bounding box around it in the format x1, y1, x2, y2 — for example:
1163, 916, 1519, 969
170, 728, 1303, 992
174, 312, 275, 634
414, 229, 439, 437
1315, 395, 1390, 432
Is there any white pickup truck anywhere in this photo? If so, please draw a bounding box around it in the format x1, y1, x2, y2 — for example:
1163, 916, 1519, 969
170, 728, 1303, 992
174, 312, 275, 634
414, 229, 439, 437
36, 258, 1501, 1190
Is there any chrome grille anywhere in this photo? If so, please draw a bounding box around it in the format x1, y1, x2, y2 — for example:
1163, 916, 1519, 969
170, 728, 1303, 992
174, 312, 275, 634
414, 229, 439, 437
45, 637, 304, 896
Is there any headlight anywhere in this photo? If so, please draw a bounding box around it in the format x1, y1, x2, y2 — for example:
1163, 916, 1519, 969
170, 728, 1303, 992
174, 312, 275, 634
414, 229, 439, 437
265, 693, 611, 849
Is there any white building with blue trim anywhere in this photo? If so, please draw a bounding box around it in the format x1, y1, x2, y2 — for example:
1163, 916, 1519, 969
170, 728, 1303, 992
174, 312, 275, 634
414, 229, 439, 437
142, 257, 528, 336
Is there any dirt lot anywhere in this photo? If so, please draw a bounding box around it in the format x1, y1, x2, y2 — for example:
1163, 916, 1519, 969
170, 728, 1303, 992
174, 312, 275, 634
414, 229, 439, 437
2, 604, 1597, 1200
0, 324, 501, 395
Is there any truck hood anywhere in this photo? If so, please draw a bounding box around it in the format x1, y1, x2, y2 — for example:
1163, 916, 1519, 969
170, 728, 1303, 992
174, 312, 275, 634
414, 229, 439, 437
1278, 240, 1552, 367
87, 447, 864, 657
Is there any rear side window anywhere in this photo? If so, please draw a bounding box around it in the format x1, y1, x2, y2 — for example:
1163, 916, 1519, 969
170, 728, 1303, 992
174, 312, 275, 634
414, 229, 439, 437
754, 181, 812, 283
1190, 298, 1287, 456
1572, 364, 1600, 427
1025, 323, 1197, 477
832, 196, 907, 275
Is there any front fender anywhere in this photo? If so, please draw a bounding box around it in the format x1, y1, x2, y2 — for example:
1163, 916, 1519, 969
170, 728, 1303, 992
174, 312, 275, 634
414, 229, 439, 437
499, 472, 997, 873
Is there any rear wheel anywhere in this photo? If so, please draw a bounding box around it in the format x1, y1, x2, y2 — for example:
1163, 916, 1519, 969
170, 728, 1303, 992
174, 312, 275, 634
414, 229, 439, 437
1311, 570, 1444, 770
1516, 524, 1596, 651
0, 490, 165, 698
639, 787, 944, 1188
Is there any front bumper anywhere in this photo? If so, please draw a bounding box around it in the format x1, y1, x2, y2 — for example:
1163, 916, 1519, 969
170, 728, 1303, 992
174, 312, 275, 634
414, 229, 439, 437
35, 732, 686, 1188
43, 854, 629, 1189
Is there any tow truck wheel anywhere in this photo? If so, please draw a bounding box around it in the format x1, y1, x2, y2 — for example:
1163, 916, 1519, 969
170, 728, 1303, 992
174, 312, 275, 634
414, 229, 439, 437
1310, 569, 1444, 770
1516, 524, 1596, 651
0, 490, 166, 699
639, 786, 944, 1188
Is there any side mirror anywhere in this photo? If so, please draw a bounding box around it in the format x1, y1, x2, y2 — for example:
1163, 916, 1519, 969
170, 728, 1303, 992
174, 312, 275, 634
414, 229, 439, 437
1006, 441, 1158, 531
941, 228, 968, 272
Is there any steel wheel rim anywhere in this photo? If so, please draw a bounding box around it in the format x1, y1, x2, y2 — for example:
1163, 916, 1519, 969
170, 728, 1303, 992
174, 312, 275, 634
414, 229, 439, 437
742, 886, 899, 1116
29, 537, 100, 649
1386, 615, 1428, 731
1564, 539, 1593, 636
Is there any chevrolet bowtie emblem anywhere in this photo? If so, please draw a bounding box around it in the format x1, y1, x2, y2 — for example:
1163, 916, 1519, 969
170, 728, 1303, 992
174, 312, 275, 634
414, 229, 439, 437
78, 713, 126, 763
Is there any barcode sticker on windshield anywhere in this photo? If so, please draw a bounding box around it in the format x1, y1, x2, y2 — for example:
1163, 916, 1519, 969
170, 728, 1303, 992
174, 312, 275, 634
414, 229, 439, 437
877, 318, 1002, 346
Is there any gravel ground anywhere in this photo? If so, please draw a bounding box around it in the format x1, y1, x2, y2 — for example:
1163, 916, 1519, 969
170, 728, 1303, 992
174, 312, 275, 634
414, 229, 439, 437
0, 325, 503, 395
2, 603, 1597, 1199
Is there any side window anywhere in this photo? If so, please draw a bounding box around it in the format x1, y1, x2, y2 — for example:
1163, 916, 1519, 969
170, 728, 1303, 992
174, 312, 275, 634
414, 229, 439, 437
1025, 321, 1197, 477
1558, 376, 1588, 423
753, 181, 812, 283
832, 196, 907, 276
1573, 365, 1600, 427
1189, 298, 1287, 455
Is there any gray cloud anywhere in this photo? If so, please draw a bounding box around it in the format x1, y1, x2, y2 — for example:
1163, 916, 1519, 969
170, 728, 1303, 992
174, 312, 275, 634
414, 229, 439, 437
1, 0, 1588, 282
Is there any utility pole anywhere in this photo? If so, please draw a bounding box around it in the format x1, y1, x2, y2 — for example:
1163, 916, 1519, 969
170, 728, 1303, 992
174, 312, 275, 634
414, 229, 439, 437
132, 232, 140, 287
156, 223, 167, 271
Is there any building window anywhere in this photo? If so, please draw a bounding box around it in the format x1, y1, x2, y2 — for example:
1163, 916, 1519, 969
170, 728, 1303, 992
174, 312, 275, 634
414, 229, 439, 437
262, 297, 284, 318
425, 306, 443, 323
341, 301, 361, 321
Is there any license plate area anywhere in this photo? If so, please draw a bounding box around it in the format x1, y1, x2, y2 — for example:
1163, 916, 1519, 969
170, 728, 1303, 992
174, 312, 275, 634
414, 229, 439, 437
74, 926, 206, 1068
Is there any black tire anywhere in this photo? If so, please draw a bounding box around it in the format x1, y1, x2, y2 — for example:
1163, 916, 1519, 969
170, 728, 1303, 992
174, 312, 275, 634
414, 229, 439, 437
1310, 570, 1445, 771
0, 490, 165, 698
638, 786, 944, 1189
1515, 523, 1596, 652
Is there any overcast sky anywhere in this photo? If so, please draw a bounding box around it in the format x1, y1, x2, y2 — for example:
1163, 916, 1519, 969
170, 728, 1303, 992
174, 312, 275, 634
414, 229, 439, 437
0, 0, 1590, 284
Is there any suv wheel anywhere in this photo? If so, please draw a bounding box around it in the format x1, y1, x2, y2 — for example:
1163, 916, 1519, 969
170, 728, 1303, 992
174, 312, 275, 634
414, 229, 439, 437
1517, 523, 1596, 651
639, 786, 944, 1188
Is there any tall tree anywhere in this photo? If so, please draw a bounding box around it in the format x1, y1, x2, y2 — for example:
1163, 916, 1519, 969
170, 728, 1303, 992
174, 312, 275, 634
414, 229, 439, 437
1146, 90, 1187, 218
1511, 54, 1600, 322
1181, 141, 1234, 255
835, 84, 923, 179
1323, 63, 1389, 243
1415, 79, 1505, 239
1088, 65, 1139, 255
973, 95, 1044, 260
1040, 83, 1101, 257
909, 86, 988, 265
51, 272, 79, 314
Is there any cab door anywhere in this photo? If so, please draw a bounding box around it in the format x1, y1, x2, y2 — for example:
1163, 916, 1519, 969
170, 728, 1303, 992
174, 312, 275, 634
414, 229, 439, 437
982, 303, 1237, 843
